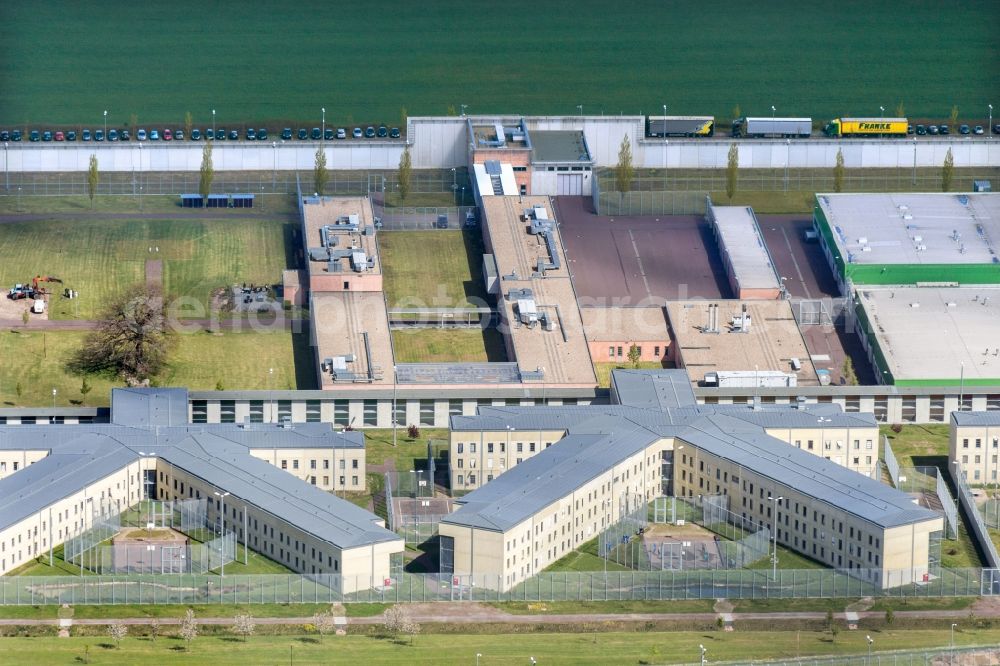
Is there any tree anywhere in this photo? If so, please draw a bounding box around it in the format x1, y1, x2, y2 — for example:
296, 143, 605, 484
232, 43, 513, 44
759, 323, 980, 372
107, 621, 128, 648
215, 379, 225, 391
80, 377, 93, 405
400, 105, 408, 129
71, 285, 169, 383
184, 112, 193, 138
731, 104, 741, 120
841, 357, 858, 386
402, 616, 421, 645
895, 101, 905, 118
407, 424, 420, 439
885, 609, 895, 625
149, 618, 160, 643
833, 148, 845, 193
614, 134, 634, 194
397, 147, 412, 202
382, 605, 406, 638
179, 609, 198, 650
942, 148, 954, 192
313, 611, 337, 640
446, 104, 457, 117
314, 146, 328, 196
627, 344, 641, 369
232, 613, 255, 642
726, 143, 739, 201
87, 154, 99, 209
199, 141, 214, 204
950, 105, 960, 125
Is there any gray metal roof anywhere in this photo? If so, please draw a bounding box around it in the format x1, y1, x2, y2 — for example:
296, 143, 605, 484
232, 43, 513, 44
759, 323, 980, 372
111, 388, 189, 427
443, 369, 938, 533
0, 391, 392, 551
952, 411, 1000, 426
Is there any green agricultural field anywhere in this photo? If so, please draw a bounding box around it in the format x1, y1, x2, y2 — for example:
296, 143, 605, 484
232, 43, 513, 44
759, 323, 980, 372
0, 217, 293, 320
378, 231, 487, 309
0, 329, 310, 407
1, 1, 996, 125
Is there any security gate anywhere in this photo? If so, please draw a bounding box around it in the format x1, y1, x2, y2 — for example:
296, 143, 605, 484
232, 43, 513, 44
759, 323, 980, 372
557, 173, 583, 195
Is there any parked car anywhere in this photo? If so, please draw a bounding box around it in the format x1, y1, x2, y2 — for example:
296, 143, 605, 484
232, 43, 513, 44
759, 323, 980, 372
11, 130, 22, 141
310, 127, 321, 140
42, 130, 53, 141
973, 125, 984, 135
915, 124, 926, 135
324, 127, 334, 140
174, 129, 184, 141
939, 124, 949, 135
281, 127, 292, 140
204, 128, 214, 140
377, 125, 388, 138
365, 126, 376, 138
994, 124, 1000, 135
55, 131, 65, 141
150, 129, 160, 140
906, 124, 913, 135
246, 128, 257, 141
352, 127, 362, 138
119, 129, 129, 141
389, 127, 400, 139
191, 129, 202, 140
297, 128, 307, 140
162, 128, 171, 141
436, 214, 449, 229
215, 128, 226, 141
228, 129, 238, 141
137, 129, 148, 141
82, 129, 92, 141
29, 130, 40, 142
336, 128, 346, 139
66, 130, 77, 141
108, 129, 118, 141
959, 124, 970, 135
95, 129, 104, 141
927, 125, 939, 135
258, 128, 267, 140
0, 130, 8, 141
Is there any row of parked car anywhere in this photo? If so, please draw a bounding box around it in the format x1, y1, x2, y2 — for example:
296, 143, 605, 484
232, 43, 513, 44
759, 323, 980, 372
0, 125, 403, 143
913, 123, 991, 136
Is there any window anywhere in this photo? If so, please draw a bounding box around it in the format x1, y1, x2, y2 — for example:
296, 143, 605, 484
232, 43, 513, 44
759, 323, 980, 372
281, 460, 288, 470
334, 400, 350, 426
654, 346, 660, 357
249, 400, 264, 423
363, 400, 378, 426
608, 346, 615, 358
616, 346, 623, 357
394, 400, 406, 426
220, 400, 236, 423
457, 475, 464, 486
278, 400, 292, 423
457, 443, 464, 454
901, 396, 917, 423
192, 400, 208, 423
487, 443, 494, 453
306, 400, 321, 422
293, 460, 299, 470
449, 399, 463, 417
352, 475, 358, 486
420, 399, 435, 426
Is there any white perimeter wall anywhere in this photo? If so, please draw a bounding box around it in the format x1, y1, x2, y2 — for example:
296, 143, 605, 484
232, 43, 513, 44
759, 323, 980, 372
4, 116, 998, 172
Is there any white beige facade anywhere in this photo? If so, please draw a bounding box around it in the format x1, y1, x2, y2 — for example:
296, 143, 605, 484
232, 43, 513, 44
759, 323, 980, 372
950, 412, 1000, 485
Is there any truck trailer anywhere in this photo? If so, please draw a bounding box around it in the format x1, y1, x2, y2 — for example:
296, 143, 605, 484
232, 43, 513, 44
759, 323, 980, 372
823, 118, 908, 138
647, 116, 714, 138
731, 117, 812, 138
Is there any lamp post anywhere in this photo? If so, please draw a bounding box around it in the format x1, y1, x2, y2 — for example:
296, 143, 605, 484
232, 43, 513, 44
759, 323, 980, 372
913, 136, 917, 185
392, 364, 398, 448
4, 141, 8, 191
451, 167, 457, 202
51, 388, 57, 408
212, 109, 216, 138
476, 653, 482, 666
700, 644, 707, 666
213, 491, 230, 576
321, 107, 326, 142
103, 110, 108, 137
577, 104, 583, 118
958, 361, 965, 412
768, 495, 783, 580
951, 623, 957, 664
989, 104, 993, 137
272, 140, 277, 190
269, 367, 274, 422
784, 139, 790, 192
880, 106, 885, 118
460, 104, 467, 117
771, 105, 775, 121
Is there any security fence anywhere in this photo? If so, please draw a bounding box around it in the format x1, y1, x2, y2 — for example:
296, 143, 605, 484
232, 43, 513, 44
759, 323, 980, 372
2, 566, 996, 606
711, 645, 1000, 666
883, 436, 901, 487
592, 173, 708, 215
980, 495, 1000, 529
896, 466, 959, 540
385, 471, 452, 545
955, 467, 1000, 569
373, 205, 478, 230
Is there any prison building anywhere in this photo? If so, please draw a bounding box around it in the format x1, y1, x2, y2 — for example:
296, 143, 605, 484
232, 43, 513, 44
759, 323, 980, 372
0, 388, 402, 590
441, 370, 941, 591
708, 203, 783, 299
950, 411, 1000, 485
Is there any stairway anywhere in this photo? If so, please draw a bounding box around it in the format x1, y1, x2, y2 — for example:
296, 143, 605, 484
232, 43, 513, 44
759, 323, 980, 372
490, 174, 503, 195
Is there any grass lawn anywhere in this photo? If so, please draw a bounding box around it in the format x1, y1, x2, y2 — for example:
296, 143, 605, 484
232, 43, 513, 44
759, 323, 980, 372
745, 546, 827, 571
0, 217, 293, 320
0, 194, 298, 216
2, 1, 995, 125
490, 600, 716, 615
362, 429, 450, 473
0, 329, 310, 407
545, 538, 631, 573
594, 361, 664, 388
392, 328, 506, 363
5, 628, 1000, 665
0, 604, 337, 621
378, 230, 486, 309
881, 424, 951, 469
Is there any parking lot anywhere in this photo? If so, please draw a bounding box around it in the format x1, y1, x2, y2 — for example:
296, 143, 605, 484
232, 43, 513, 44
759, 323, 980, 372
756, 215, 839, 299
555, 196, 732, 303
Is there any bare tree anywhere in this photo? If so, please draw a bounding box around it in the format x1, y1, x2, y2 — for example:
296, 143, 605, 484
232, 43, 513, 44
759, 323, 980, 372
179, 609, 198, 650
313, 610, 337, 640
149, 618, 160, 643
87, 154, 99, 209
895, 101, 905, 118
833, 148, 845, 193
314, 147, 329, 196
614, 134, 634, 194
107, 622, 128, 649
398, 147, 412, 202
726, 143, 739, 201
950, 105, 959, 126
184, 112, 193, 138
232, 613, 255, 642
71, 285, 169, 383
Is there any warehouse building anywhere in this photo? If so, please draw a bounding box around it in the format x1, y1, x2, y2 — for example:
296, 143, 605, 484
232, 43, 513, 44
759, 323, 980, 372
0, 388, 402, 588
854, 286, 1000, 386
708, 203, 784, 299
813, 193, 1000, 292
949, 411, 1000, 484
441, 370, 935, 591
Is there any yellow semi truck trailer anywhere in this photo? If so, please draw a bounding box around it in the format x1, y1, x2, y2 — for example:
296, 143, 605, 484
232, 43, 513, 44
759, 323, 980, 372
823, 117, 908, 137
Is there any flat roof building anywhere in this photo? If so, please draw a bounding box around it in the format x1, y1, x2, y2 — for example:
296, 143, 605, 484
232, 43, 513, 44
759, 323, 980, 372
854, 286, 1000, 385
814, 193, 1000, 289
580, 306, 671, 364
665, 300, 820, 387
441, 369, 939, 591
0, 388, 402, 588
708, 203, 783, 299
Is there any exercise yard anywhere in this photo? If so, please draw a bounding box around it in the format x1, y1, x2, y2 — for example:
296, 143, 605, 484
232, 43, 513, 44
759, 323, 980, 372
391, 328, 506, 363
0, 217, 294, 320
379, 231, 487, 309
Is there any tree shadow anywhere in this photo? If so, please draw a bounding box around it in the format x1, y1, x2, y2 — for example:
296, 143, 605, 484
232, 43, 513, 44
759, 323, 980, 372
97, 642, 116, 650
296, 637, 320, 644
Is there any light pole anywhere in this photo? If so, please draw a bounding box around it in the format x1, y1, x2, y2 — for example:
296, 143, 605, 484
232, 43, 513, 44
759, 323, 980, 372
768, 495, 783, 580
460, 104, 467, 117
272, 140, 277, 189
880, 106, 885, 118
866, 635, 873, 665
771, 105, 775, 121
784, 139, 790, 191
51, 388, 57, 408
451, 167, 457, 202
392, 364, 398, 447
700, 644, 707, 666
951, 622, 957, 664
103, 110, 108, 137
476, 653, 482, 666
989, 104, 993, 137
959, 361, 965, 412
268, 367, 274, 422
213, 490, 230, 576
4, 141, 8, 191
212, 109, 216, 138
912, 136, 917, 185
577, 104, 583, 118
321, 107, 326, 142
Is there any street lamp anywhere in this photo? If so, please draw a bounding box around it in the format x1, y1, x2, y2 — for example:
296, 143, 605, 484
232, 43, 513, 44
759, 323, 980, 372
4, 141, 8, 191
771, 105, 776, 120
51, 388, 57, 408
476, 653, 482, 666
392, 364, 398, 447
989, 104, 993, 137
268, 367, 274, 422
951, 623, 957, 664
103, 110, 108, 137
700, 644, 707, 666
866, 635, 873, 665
321, 107, 326, 142
212, 109, 216, 138
767, 495, 783, 580
213, 491, 230, 576
460, 104, 467, 117
577, 104, 583, 117
880, 106, 885, 118
959, 361, 966, 411
272, 140, 277, 189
